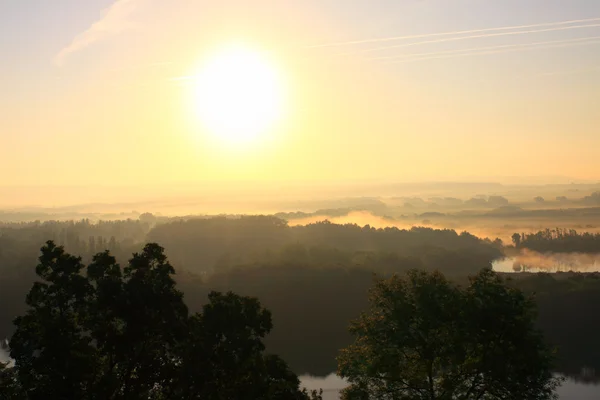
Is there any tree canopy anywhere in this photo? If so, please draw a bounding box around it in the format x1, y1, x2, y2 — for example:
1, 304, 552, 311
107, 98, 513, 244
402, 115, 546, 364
5, 241, 320, 400
514, 229, 600, 253
337, 269, 562, 400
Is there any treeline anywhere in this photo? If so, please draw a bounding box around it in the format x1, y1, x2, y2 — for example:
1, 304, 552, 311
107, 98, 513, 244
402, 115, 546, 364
0, 218, 151, 278
217, 243, 497, 277
0, 218, 151, 239
513, 229, 600, 253
1, 216, 504, 275
0, 219, 150, 254
147, 216, 504, 273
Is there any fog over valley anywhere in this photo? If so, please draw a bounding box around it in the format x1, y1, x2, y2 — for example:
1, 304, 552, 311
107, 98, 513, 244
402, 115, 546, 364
3, 0, 600, 398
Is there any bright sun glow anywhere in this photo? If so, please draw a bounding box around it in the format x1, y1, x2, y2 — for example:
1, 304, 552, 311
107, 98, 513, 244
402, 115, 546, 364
193, 45, 285, 145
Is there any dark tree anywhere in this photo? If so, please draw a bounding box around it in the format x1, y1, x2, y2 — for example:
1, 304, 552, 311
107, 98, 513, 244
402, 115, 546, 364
337, 269, 561, 400
0, 361, 20, 399
7, 241, 319, 400
520, 228, 600, 253
10, 241, 95, 399
511, 232, 521, 247
176, 291, 321, 399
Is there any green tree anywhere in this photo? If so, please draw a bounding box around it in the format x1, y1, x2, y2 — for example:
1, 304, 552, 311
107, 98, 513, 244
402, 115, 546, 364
7, 241, 319, 400
337, 269, 561, 400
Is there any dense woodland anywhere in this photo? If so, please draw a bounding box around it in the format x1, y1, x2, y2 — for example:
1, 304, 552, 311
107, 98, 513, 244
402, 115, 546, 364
2, 217, 600, 382
146, 217, 503, 273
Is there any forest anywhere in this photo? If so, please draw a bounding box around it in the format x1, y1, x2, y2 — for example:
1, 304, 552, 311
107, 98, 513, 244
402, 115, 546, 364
2, 216, 600, 384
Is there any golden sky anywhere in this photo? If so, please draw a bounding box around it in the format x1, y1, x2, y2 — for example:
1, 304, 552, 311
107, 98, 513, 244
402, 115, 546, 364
2, 0, 600, 188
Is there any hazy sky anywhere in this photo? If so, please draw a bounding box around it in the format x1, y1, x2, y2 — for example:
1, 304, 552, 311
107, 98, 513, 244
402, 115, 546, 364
2, 0, 600, 188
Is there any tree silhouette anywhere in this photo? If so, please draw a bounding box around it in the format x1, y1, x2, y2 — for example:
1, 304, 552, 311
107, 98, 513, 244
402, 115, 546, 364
7, 241, 320, 399
512, 233, 521, 247
338, 269, 561, 400
516, 229, 600, 253
0, 360, 20, 399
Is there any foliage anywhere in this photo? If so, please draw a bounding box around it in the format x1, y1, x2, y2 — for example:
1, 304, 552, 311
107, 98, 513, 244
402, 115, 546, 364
337, 269, 562, 400
5, 241, 318, 400
0, 361, 20, 399
176, 291, 322, 399
515, 229, 600, 253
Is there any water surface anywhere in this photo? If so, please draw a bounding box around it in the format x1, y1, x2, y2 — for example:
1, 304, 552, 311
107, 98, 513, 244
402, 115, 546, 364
300, 374, 600, 399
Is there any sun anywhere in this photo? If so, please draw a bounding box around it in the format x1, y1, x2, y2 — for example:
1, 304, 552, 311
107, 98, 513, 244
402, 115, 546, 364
192, 44, 286, 145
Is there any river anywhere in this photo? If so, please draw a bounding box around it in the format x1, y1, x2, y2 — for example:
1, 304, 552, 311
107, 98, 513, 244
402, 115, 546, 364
492, 251, 600, 273
299, 374, 600, 399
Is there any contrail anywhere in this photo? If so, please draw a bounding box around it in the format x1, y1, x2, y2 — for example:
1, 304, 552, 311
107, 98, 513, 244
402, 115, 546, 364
386, 37, 600, 64
345, 23, 600, 55
537, 65, 600, 77
308, 17, 600, 48
372, 35, 600, 61
479, 64, 600, 86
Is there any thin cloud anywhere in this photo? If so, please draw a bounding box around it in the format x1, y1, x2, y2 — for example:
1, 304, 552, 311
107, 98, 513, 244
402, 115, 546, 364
386, 37, 600, 64
373, 35, 600, 62
537, 65, 600, 77
309, 17, 600, 48
343, 23, 600, 55
478, 64, 600, 86
54, 0, 142, 66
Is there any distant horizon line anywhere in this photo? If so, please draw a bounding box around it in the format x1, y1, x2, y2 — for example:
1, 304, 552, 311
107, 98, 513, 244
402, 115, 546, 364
0, 177, 598, 189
